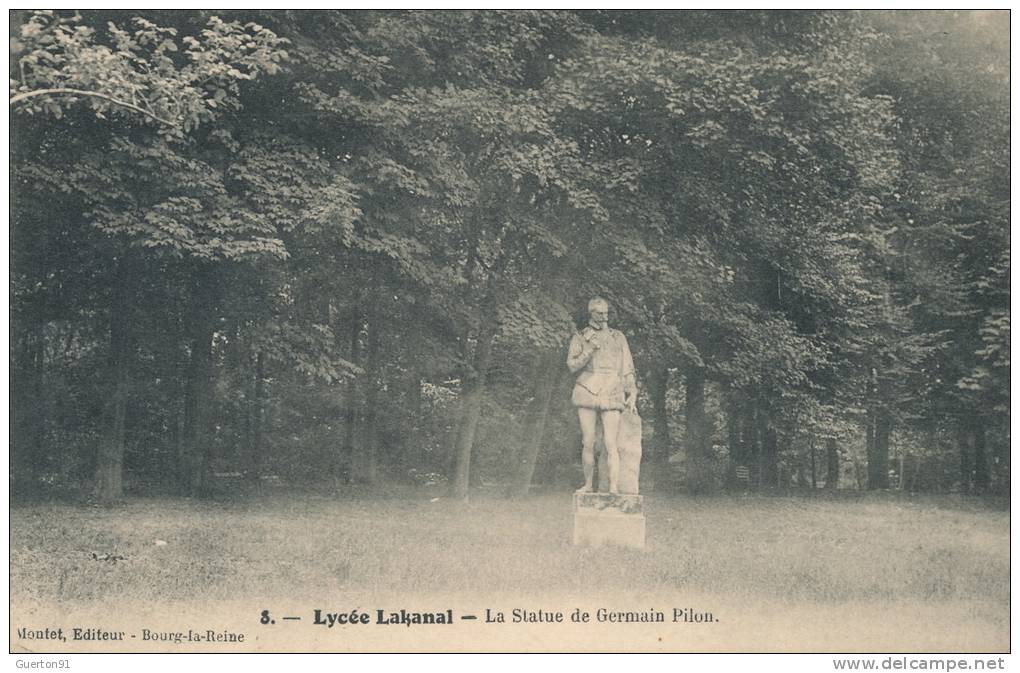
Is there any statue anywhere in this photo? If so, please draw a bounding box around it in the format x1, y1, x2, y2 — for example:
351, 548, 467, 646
567, 297, 638, 494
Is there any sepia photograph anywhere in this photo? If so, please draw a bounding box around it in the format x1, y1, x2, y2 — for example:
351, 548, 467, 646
8, 8, 1010, 657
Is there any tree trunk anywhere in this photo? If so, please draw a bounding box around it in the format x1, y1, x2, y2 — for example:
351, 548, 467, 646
762, 425, 779, 488
825, 437, 840, 489
353, 300, 382, 485
725, 399, 742, 461
12, 323, 46, 488
870, 409, 891, 490
341, 311, 363, 486
400, 369, 422, 474
684, 368, 714, 493
684, 368, 709, 458
508, 348, 562, 498
745, 402, 759, 487
865, 412, 876, 489
31, 329, 48, 476
957, 423, 972, 494
180, 269, 217, 496
447, 325, 474, 479
95, 257, 133, 501
246, 352, 265, 492
809, 438, 817, 490
972, 421, 989, 494
649, 366, 673, 491
450, 320, 498, 500
181, 321, 215, 495
991, 423, 1007, 493
722, 395, 752, 489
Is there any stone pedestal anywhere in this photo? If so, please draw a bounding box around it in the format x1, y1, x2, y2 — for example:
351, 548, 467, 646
572, 492, 646, 550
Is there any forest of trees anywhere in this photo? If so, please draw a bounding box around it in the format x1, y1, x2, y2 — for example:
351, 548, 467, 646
9, 10, 1009, 502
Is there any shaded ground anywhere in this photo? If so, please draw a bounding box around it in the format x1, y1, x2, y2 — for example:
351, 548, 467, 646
9, 488, 1009, 652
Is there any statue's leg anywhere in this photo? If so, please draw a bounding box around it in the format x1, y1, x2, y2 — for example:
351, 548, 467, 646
576, 407, 598, 493
601, 409, 622, 494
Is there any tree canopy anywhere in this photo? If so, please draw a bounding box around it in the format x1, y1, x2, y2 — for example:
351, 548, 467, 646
10, 9, 1009, 500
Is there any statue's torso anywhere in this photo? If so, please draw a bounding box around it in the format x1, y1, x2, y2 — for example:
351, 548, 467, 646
572, 327, 629, 409
581, 327, 627, 374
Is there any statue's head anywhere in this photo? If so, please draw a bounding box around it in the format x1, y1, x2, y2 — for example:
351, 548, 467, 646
587, 297, 609, 330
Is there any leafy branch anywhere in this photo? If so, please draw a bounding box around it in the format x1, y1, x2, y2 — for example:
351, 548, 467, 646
9, 87, 177, 126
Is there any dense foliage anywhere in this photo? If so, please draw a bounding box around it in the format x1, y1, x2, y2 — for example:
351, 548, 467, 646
10, 10, 1009, 500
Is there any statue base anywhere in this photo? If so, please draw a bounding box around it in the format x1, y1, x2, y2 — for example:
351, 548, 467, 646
572, 492, 645, 550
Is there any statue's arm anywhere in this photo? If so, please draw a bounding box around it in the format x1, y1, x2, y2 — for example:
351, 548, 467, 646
566, 333, 596, 374
620, 334, 637, 398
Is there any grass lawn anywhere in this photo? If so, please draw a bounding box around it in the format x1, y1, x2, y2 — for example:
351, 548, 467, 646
9, 487, 1009, 653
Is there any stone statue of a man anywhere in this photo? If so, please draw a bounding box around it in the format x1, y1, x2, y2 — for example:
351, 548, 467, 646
567, 297, 637, 494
